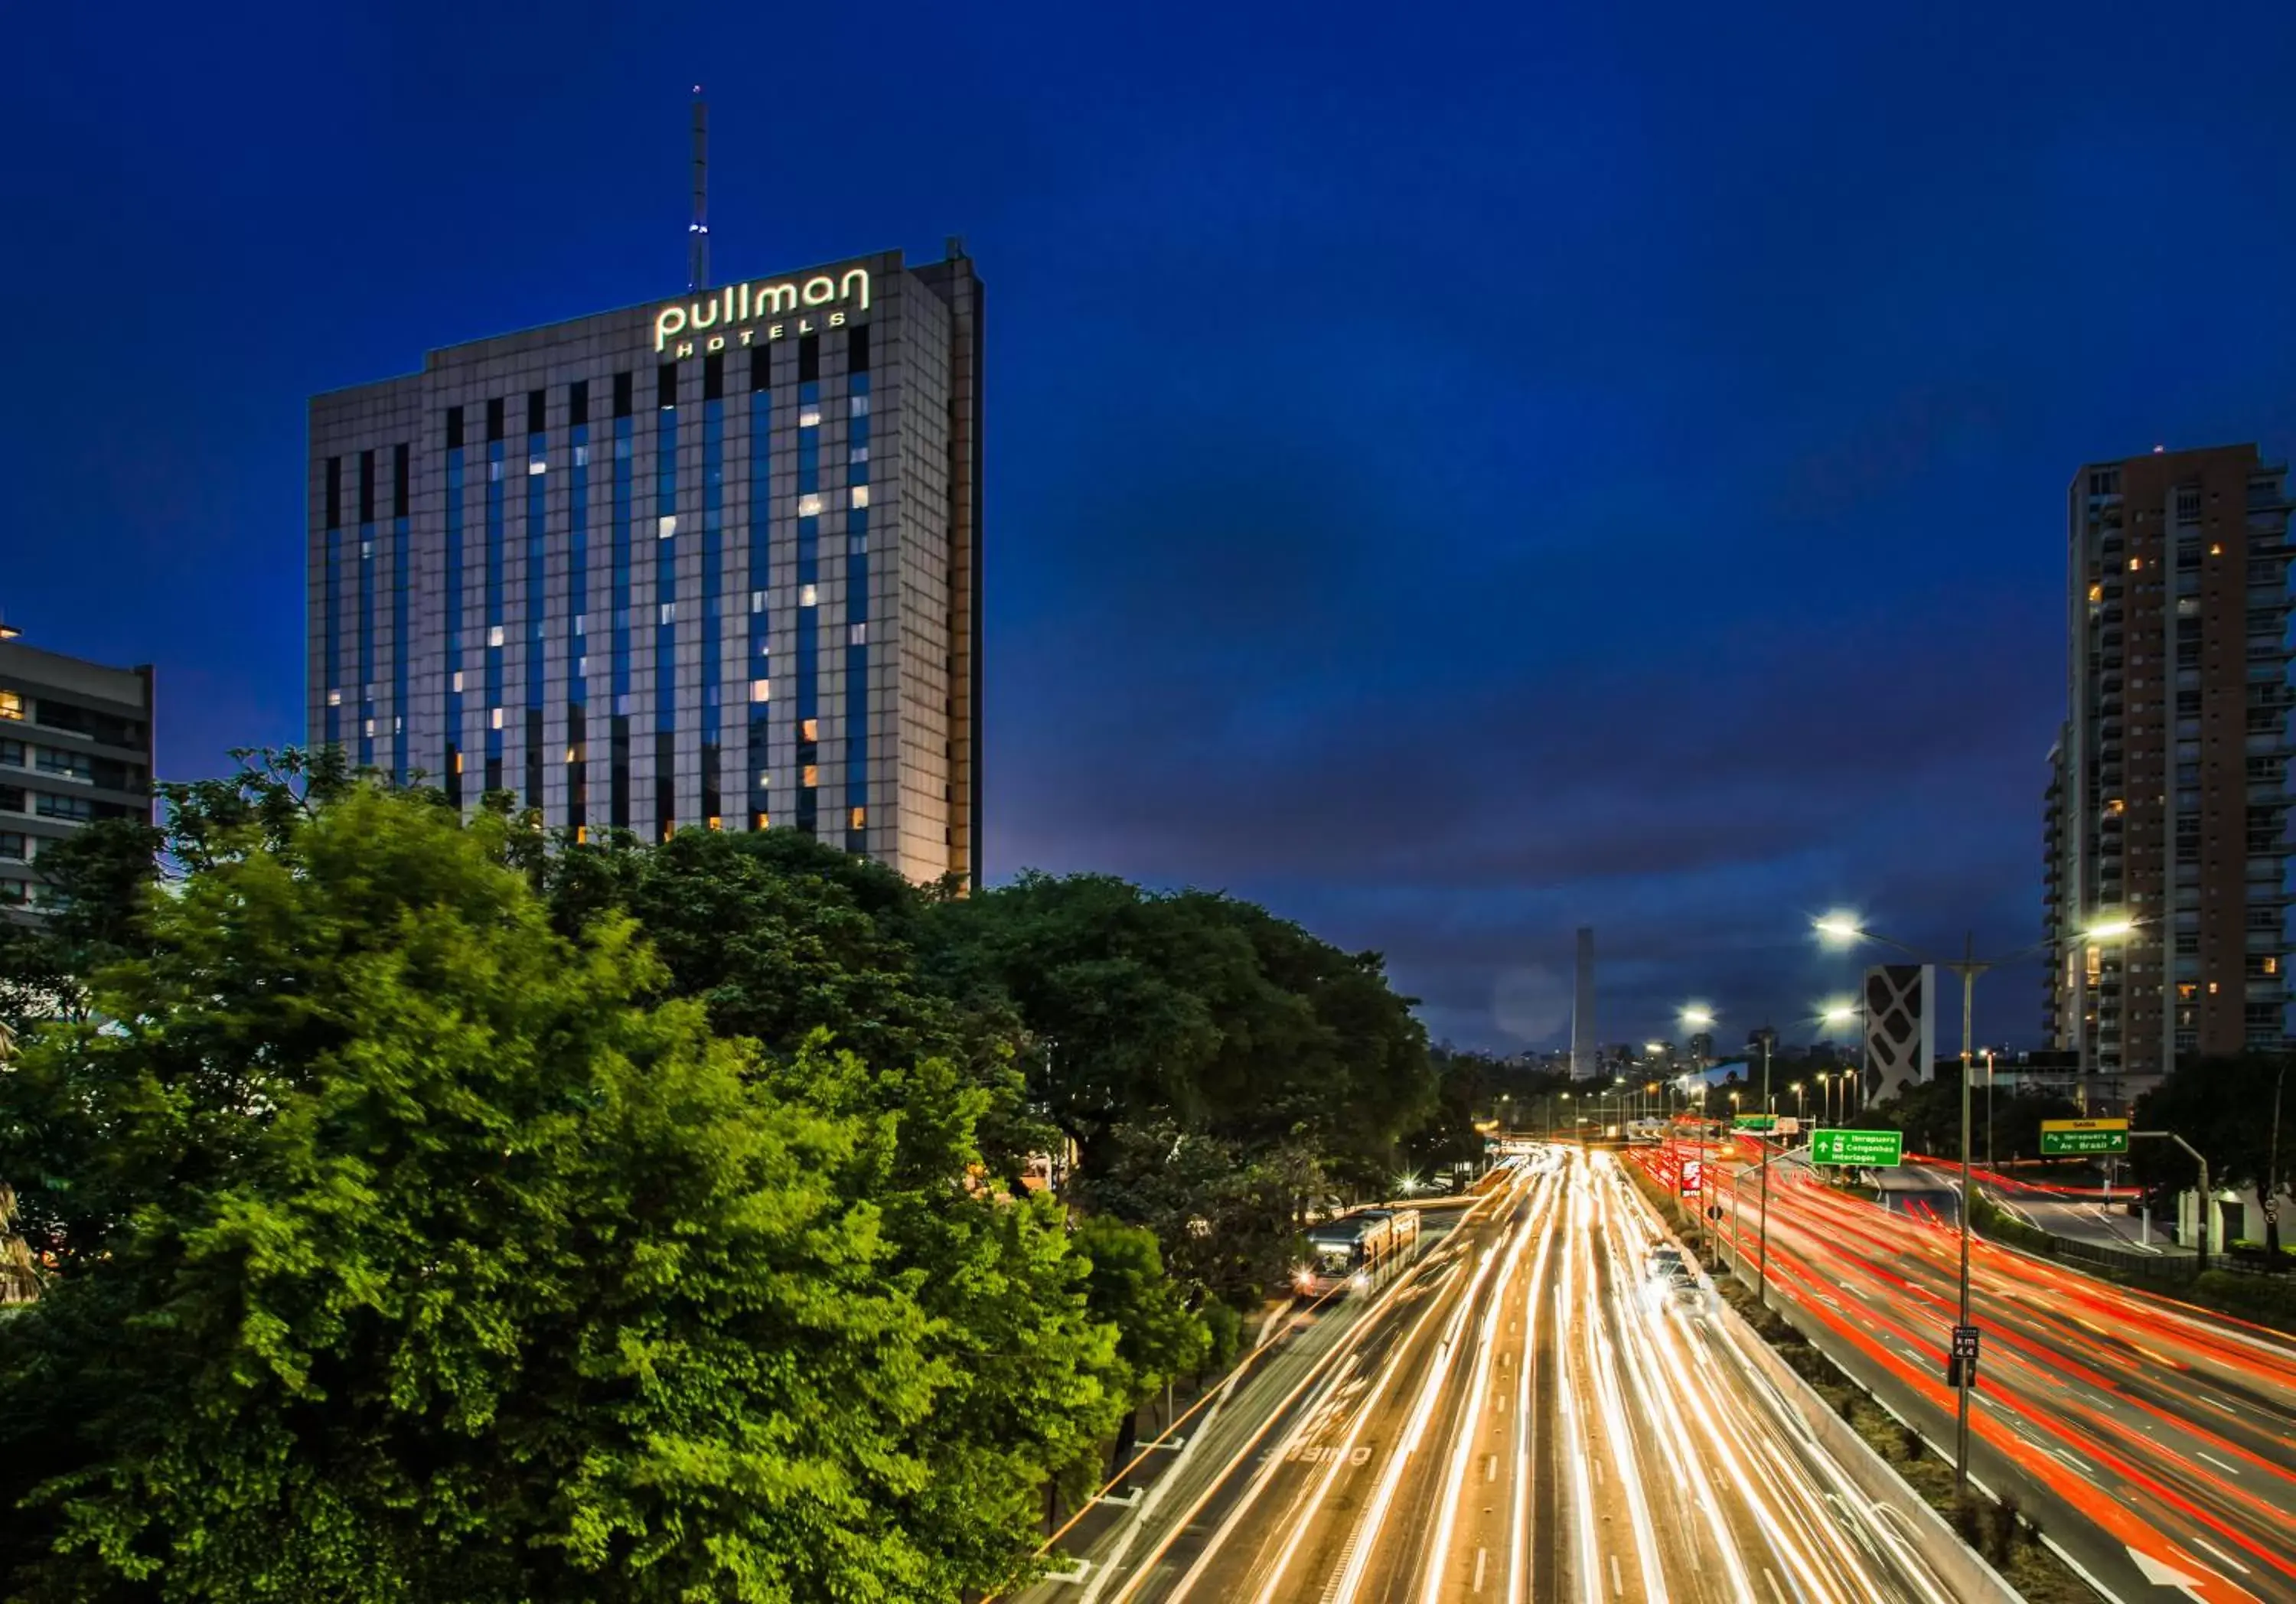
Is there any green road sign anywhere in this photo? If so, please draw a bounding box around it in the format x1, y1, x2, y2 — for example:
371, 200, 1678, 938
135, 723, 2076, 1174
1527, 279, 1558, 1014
2040, 1119, 2130, 1156
1809, 1127, 1904, 1167
1731, 1114, 1778, 1131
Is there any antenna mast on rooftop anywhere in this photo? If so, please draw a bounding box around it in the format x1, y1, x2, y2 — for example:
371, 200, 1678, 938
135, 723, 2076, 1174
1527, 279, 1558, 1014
688, 86, 710, 292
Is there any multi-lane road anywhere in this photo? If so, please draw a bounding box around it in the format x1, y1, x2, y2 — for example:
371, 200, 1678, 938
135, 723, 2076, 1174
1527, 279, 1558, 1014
1701, 1146, 2296, 1604
1024, 1148, 1966, 1604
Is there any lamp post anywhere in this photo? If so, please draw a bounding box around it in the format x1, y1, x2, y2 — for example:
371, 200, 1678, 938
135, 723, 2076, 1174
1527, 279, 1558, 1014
1814, 1071, 1833, 1129
1815, 911, 2137, 1500
1792, 1081, 1805, 1122
1821, 999, 1868, 1117
2268, 1062, 2287, 1260
1984, 1049, 1997, 1174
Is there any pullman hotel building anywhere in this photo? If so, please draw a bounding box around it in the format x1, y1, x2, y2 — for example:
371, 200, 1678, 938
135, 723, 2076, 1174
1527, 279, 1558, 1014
306, 243, 983, 885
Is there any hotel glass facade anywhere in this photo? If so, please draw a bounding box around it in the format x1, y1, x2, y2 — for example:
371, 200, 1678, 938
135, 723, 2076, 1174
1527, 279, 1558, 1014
307, 246, 983, 885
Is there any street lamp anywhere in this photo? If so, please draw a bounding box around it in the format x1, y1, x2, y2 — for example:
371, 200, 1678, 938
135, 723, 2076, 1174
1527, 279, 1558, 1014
1792, 1081, 1805, 1121
1813, 909, 2138, 1499
1820, 999, 1867, 1115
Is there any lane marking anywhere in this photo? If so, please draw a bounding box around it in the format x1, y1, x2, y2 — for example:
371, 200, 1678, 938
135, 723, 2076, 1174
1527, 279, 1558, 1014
1485, 1453, 1499, 1482
1609, 1554, 1623, 1596
1473, 1547, 1488, 1594
2194, 1449, 2241, 1476
2189, 1534, 2252, 1576
1763, 1567, 1787, 1604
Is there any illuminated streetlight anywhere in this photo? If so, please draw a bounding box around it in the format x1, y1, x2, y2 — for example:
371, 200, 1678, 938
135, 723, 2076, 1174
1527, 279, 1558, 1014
1808, 908, 2143, 1498
1680, 1006, 1716, 1029
1813, 912, 1864, 944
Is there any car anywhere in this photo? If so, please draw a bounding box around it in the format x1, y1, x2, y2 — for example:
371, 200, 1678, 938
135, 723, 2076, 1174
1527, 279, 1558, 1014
1667, 1278, 1707, 1317
1644, 1247, 1685, 1282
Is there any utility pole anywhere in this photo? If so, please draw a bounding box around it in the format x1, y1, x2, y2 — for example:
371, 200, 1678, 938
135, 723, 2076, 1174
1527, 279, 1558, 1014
1950, 931, 1985, 1501
2131, 1130, 2212, 1274
2268, 1063, 2287, 1260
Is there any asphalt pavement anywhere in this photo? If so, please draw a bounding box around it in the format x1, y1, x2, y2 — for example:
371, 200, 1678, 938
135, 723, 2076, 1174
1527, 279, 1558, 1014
1707, 1148, 2296, 1604
1027, 1148, 1965, 1604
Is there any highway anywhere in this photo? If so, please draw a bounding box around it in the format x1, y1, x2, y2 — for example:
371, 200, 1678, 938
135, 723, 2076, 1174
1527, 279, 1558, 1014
1702, 1146, 2296, 1604
1028, 1148, 1962, 1604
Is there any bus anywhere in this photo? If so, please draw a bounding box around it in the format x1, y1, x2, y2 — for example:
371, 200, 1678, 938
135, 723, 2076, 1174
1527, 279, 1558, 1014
1294, 1206, 1421, 1299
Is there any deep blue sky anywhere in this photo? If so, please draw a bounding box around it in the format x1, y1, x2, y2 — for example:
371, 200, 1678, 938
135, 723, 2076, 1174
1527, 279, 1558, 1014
6, 1, 2294, 1053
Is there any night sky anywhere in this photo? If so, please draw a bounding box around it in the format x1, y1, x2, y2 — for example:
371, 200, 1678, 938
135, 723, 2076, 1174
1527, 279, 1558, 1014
7, 1, 2294, 1054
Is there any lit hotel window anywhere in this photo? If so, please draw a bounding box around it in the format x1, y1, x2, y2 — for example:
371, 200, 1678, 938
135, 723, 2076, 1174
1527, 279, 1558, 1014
849, 622, 868, 645
452, 670, 465, 693
749, 678, 771, 703
800, 718, 819, 742
490, 707, 504, 730
799, 406, 822, 429
0, 692, 19, 720
850, 484, 869, 509
706, 815, 722, 830
850, 445, 869, 465
799, 584, 819, 608
659, 602, 677, 625
658, 514, 677, 539
850, 806, 866, 831
801, 765, 819, 787
2128, 557, 2141, 572
750, 589, 768, 613
327, 688, 342, 706
797, 494, 824, 517
850, 393, 869, 417
528, 458, 546, 476
488, 625, 504, 647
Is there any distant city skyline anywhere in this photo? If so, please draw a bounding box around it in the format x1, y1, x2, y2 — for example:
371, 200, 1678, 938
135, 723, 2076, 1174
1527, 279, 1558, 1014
5, 0, 2294, 1050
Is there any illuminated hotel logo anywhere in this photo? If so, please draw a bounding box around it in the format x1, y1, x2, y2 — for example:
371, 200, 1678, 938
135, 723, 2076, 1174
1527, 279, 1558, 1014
654, 267, 871, 355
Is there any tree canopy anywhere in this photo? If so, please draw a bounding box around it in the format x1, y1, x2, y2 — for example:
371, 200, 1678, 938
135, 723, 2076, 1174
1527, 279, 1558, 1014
0, 752, 1450, 1597
0, 783, 1120, 1601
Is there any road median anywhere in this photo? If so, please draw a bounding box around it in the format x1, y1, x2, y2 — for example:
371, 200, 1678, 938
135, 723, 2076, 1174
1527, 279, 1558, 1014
1622, 1156, 2089, 1604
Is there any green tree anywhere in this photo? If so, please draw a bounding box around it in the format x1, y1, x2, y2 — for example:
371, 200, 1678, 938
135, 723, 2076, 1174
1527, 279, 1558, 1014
2133, 1055, 2296, 1253
0, 785, 1101, 1602
0, 815, 163, 1033
1076, 1123, 1318, 1312
1074, 1216, 1208, 1486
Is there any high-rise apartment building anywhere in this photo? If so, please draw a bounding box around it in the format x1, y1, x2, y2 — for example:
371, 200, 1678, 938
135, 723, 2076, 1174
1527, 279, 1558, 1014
2044, 443, 2292, 1105
308, 244, 983, 885
0, 636, 155, 920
